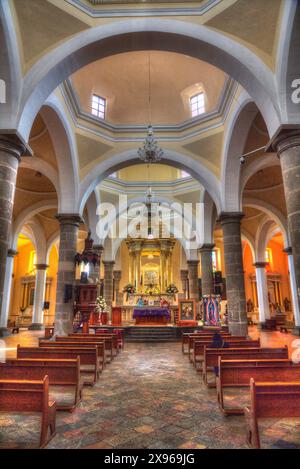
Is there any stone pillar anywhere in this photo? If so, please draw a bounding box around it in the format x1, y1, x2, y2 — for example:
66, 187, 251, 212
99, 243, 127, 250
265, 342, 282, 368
29, 264, 48, 330
113, 270, 122, 305
284, 247, 300, 334
0, 249, 18, 330
0, 136, 30, 337
103, 261, 115, 315
187, 260, 199, 300
254, 262, 271, 326
180, 269, 188, 299
199, 244, 215, 296
54, 214, 82, 336
219, 212, 248, 336
272, 131, 300, 326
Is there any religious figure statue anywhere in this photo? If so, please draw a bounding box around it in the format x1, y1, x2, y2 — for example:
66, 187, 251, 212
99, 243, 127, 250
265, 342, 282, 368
283, 297, 291, 312
247, 298, 254, 312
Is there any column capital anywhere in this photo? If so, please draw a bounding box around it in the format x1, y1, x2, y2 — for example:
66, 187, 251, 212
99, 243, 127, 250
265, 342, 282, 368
218, 212, 244, 224
103, 260, 115, 266
283, 246, 293, 255
266, 126, 300, 155
56, 213, 83, 227
253, 261, 268, 269
113, 270, 122, 280
199, 243, 215, 253
187, 259, 199, 266
0, 133, 32, 160
7, 249, 18, 258
34, 263, 49, 271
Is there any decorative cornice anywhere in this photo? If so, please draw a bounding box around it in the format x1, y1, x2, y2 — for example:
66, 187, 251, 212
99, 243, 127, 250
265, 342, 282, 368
56, 214, 83, 226
60, 77, 237, 142
266, 125, 300, 154
67, 0, 221, 18
253, 262, 268, 268
35, 264, 49, 270
0, 133, 32, 160
7, 249, 18, 258
218, 212, 244, 224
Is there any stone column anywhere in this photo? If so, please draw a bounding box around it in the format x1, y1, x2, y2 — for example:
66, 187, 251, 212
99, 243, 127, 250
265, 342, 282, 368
254, 262, 271, 326
272, 131, 300, 326
180, 270, 188, 299
29, 264, 48, 330
0, 249, 18, 330
284, 247, 300, 334
0, 136, 30, 337
113, 270, 122, 305
219, 212, 248, 336
103, 261, 115, 315
187, 260, 199, 300
54, 214, 82, 336
199, 244, 215, 296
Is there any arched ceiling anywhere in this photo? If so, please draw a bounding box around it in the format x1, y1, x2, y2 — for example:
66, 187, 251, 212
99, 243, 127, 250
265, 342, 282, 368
70, 51, 227, 126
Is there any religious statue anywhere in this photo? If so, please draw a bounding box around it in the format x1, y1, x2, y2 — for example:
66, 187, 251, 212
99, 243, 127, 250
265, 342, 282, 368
283, 297, 291, 312
247, 298, 254, 312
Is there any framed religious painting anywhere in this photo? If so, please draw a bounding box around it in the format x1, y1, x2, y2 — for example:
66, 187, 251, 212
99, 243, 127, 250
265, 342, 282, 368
178, 299, 196, 321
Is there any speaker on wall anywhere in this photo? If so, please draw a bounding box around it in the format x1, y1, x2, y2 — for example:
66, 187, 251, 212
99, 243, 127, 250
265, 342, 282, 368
43, 301, 50, 310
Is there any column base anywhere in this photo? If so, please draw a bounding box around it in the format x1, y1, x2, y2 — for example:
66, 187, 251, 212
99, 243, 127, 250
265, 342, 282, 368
228, 321, 248, 337
28, 323, 45, 331
0, 327, 11, 337
292, 326, 300, 336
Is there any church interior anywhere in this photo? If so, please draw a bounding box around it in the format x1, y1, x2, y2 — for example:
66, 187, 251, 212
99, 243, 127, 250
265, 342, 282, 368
1, 0, 300, 451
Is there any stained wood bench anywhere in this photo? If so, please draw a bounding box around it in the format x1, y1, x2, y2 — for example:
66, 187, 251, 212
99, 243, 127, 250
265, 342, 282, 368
216, 358, 300, 415
182, 332, 231, 354
0, 358, 82, 412
43, 338, 107, 369
17, 346, 99, 386
192, 339, 261, 369
68, 333, 115, 360
188, 334, 241, 360
244, 379, 300, 448
203, 346, 289, 387
0, 376, 56, 448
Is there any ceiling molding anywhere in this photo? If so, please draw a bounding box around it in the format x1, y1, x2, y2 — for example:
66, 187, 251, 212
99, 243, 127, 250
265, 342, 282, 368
66, 0, 222, 18
60, 77, 238, 143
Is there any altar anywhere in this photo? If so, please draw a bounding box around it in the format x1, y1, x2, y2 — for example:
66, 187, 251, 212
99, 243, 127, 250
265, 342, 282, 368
133, 307, 171, 325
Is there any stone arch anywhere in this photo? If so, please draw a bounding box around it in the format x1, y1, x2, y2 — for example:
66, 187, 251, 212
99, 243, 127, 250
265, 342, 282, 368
241, 230, 256, 262
243, 197, 289, 248
11, 199, 58, 249
240, 154, 280, 197
221, 93, 259, 212
255, 217, 278, 262
40, 95, 79, 213
25, 218, 47, 264
79, 149, 221, 215
16, 19, 281, 140
20, 156, 60, 200
46, 232, 60, 264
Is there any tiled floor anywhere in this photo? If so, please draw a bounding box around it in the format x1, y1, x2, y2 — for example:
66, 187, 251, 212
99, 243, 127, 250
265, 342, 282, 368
1, 328, 300, 449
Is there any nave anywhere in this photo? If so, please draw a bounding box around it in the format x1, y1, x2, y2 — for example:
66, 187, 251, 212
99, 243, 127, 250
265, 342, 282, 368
1, 329, 299, 450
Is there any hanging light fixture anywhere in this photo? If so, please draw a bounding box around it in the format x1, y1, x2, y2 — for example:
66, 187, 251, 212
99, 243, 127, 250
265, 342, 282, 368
138, 52, 164, 163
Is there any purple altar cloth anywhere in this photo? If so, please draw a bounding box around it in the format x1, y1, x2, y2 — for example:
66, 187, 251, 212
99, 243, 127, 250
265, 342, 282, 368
133, 308, 171, 321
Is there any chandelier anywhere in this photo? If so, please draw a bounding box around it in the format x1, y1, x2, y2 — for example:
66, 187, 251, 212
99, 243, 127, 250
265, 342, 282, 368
138, 125, 164, 163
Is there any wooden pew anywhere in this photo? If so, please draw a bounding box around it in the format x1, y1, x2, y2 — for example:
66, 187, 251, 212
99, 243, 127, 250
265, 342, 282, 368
0, 376, 56, 449
188, 334, 238, 360
17, 346, 99, 386
192, 339, 260, 369
0, 358, 82, 412
244, 379, 300, 449
42, 338, 106, 369
182, 331, 231, 354
216, 358, 300, 415
68, 333, 115, 360
203, 346, 289, 387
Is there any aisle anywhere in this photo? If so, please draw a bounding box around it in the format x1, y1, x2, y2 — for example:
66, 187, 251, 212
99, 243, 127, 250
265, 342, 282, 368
47, 341, 298, 449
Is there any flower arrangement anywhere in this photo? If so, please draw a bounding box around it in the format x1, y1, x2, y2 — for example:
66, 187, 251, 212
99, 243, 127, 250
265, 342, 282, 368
95, 296, 107, 313
166, 284, 179, 294
122, 284, 136, 295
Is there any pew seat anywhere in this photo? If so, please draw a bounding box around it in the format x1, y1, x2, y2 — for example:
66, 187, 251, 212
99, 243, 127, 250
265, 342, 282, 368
244, 379, 300, 448
0, 358, 82, 412
0, 376, 56, 449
